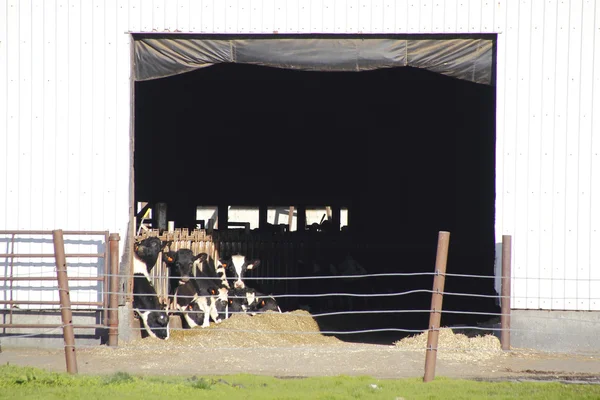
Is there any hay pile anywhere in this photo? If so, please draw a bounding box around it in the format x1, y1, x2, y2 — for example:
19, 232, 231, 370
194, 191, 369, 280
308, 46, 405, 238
126, 310, 344, 350
394, 328, 506, 362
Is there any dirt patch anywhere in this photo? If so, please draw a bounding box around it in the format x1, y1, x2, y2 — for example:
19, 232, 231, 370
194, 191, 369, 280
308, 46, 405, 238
3, 312, 600, 380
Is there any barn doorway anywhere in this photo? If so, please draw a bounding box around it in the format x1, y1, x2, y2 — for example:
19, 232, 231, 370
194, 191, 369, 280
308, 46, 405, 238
132, 36, 497, 344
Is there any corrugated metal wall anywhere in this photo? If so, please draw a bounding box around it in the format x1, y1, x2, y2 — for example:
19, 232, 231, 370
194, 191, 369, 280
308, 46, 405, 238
1, 0, 599, 311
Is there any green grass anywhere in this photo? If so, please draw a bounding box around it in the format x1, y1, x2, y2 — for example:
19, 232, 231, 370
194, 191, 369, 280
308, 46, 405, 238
0, 365, 598, 400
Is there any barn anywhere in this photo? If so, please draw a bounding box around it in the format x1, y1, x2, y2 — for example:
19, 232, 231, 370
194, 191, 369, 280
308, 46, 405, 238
1, 1, 598, 352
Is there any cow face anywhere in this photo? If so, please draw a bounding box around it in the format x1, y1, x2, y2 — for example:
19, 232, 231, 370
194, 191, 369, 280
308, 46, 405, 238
213, 286, 229, 319
219, 255, 260, 289
164, 250, 208, 285
136, 305, 170, 340
133, 237, 172, 273
227, 287, 249, 316
247, 295, 282, 315
182, 301, 205, 328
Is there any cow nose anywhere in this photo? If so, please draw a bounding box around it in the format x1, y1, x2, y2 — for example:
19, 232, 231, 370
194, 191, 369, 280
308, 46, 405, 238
181, 275, 189, 282
234, 280, 245, 289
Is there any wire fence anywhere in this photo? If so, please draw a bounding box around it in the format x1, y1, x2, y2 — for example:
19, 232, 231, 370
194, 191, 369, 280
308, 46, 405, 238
2, 230, 600, 379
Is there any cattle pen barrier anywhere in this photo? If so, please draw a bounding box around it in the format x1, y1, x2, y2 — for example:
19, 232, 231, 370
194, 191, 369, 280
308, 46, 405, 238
5, 229, 600, 381
0, 229, 121, 373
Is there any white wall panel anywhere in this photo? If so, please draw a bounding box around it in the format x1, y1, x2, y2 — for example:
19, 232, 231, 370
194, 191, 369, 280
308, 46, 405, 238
501, 0, 521, 307
30, 0, 45, 234
577, 0, 595, 311
213, 0, 226, 32
444, 0, 457, 32
0, 0, 6, 232
165, 0, 179, 32
18, 0, 32, 231
177, 0, 190, 32
250, 0, 262, 33
55, 0, 69, 230
334, 0, 347, 33
68, 0, 82, 231
394, 0, 408, 32
310, 0, 323, 32
407, 0, 419, 32
79, 0, 94, 230
6, 0, 20, 230
104, 0, 118, 232
527, 0, 543, 310
419, 0, 433, 32
237, 0, 250, 32
456, 0, 469, 32
431, 1, 444, 33
564, 0, 584, 311
551, 0, 570, 310
539, 0, 557, 310
480, 0, 495, 32
91, 0, 106, 231
225, 0, 239, 33
3, 0, 600, 312
358, 0, 372, 33
346, 0, 359, 33
152, 0, 166, 32
591, 1, 600, 312
468, 0, 482, 32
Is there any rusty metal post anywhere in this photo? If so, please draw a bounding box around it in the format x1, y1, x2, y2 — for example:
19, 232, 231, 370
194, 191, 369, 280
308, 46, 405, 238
423, 231, 450, 383
52, 230, 78, 374
108, 233, 120, 347
501, 234, 512, 351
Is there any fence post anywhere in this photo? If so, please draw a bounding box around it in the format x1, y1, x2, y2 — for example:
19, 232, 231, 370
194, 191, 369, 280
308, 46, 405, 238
52, 229, 78, 374
423, 231, 450, 383
501, 234, 512, 351
108, 233, 121, 347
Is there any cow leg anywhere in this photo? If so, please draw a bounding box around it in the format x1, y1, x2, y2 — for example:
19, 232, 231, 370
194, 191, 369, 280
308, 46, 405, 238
200, 299, 211, 328
209, 298, 221, 324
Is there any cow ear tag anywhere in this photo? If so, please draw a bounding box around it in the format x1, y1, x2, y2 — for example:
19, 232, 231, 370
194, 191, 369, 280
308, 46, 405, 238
261, 300, 265, 306
166, 256, 174, 263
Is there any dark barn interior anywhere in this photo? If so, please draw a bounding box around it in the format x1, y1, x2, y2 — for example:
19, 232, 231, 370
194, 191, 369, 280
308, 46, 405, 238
134, 62, 497, 343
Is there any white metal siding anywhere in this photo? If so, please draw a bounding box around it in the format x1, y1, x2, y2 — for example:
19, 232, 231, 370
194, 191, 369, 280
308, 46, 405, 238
1, 0, 599, 311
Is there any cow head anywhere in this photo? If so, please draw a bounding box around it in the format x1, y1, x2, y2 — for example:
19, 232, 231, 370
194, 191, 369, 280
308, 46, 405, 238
227, 287, 249, 316
136, 303, 170, 340
219, 255, 260, 289
164, 249, 208, 285
133, 237, 172, 273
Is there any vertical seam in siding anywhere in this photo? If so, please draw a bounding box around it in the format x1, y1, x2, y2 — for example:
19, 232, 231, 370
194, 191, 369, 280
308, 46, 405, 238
575, 0, 585, 309
510, 0, 520, 305
17, 0, 21, 229
525, 0, 533, 308
551, 0, 558, 310
538, 0, 546, 308
589, 0, 597, 309
564, 0, 572, 309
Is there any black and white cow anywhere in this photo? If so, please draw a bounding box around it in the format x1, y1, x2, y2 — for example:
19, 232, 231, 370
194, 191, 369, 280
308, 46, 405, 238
173, 280, 222, 328
218, 254, 261, 290
225, 287, 252, 318
165, 250, 228, 327
132, 242, 170, 340
133, 237, 171, 274
163, 249, 207, 300
245, 290, 282, 315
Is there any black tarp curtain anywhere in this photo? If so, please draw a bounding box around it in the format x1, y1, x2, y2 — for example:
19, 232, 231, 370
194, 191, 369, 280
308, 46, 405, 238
133, 36, 494, 85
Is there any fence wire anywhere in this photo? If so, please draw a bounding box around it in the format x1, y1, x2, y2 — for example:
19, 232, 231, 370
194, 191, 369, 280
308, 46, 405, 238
4, 267, 600, 361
